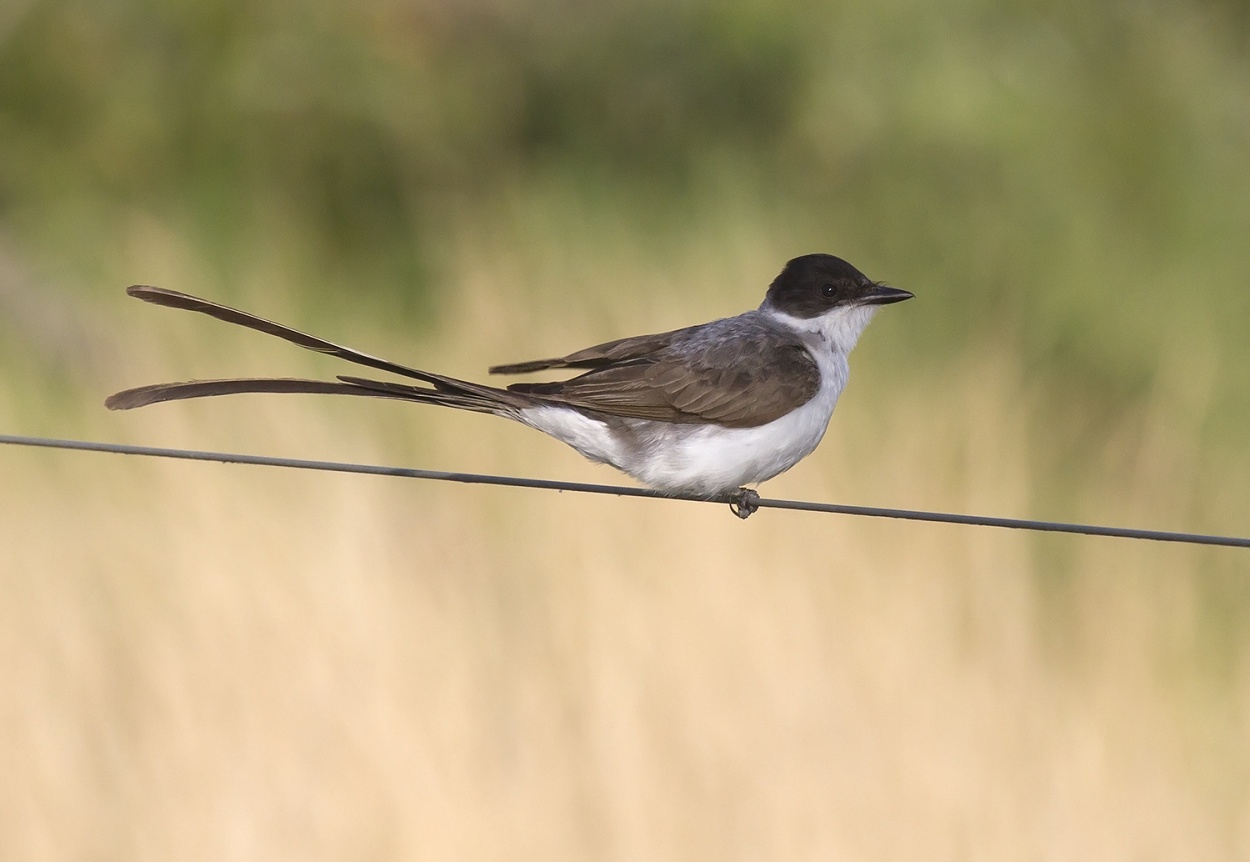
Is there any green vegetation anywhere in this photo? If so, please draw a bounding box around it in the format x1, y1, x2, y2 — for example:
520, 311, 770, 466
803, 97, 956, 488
4, 0, 1249, 439
2, 0, 1248, 857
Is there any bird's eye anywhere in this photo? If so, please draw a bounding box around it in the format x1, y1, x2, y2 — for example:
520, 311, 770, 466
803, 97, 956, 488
821, 283, 836, 298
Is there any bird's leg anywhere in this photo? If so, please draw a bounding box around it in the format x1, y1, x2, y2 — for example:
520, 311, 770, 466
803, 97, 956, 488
727, 487, 761, 520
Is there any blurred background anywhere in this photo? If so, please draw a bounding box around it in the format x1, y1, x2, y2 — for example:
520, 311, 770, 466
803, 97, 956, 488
2, 0, 1249, 857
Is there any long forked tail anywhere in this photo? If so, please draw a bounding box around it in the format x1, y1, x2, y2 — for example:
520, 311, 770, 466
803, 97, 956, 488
106, 286, 525, 414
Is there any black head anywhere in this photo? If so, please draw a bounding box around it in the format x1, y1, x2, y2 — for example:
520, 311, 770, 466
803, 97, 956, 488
763, 254, 912, 318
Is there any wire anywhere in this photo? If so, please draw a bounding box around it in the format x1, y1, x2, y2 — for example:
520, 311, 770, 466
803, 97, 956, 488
2, 432, 1247, 548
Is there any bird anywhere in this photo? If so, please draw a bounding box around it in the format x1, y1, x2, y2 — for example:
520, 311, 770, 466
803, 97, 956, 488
107, 253, 912, 518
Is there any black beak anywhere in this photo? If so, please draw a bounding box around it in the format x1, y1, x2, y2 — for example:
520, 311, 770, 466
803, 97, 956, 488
862, 284, 914, 305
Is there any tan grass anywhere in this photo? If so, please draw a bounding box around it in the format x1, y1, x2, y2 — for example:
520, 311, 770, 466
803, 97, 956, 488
2, 243, 1248, 861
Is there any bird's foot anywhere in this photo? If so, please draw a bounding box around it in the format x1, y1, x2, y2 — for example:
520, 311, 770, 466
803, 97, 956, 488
727, 487, 761, 520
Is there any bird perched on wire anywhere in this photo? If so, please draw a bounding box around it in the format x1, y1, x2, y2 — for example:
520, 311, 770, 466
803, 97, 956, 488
107, 253, 912, 517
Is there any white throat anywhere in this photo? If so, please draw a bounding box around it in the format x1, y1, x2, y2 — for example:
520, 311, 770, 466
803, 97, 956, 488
761, 303, 880, 356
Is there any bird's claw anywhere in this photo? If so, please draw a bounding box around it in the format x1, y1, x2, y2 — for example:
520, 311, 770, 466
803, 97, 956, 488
728, 487, 760, 520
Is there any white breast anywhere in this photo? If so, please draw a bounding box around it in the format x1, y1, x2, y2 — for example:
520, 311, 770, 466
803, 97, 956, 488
518, 349, 848, 497
625, 349, 846, 495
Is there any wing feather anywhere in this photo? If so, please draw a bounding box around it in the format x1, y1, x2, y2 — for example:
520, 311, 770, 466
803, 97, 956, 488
505, 318, 821, 428
489, 326, 704, 374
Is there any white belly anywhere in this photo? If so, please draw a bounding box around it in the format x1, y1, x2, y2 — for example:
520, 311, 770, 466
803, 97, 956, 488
625, 382, 840, 495
517, 353, 848, 497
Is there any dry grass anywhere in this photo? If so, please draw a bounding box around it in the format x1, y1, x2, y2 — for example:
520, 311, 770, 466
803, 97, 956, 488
2, 240, 1248, 860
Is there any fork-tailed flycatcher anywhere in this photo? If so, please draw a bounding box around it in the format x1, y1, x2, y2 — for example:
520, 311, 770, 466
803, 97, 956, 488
107, 253, 912, 517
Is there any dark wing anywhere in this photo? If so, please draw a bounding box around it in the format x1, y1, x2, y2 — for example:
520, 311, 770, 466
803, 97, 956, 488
504, 323, 821, 428
489, 325, 705, 374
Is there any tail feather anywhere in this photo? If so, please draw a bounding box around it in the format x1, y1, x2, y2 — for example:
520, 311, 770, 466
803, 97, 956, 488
106, 375, 522, 414
124, 285, 441, 384
489, 358, 568, 375
107, 286, 531, 415
336, 376, 511, 414
108, 377, 428, 410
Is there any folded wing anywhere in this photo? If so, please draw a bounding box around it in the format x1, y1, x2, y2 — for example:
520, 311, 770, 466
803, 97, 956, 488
503, 324, 821, 428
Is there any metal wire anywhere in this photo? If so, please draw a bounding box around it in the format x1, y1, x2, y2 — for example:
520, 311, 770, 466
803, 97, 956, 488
2, 432, 1247, 548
